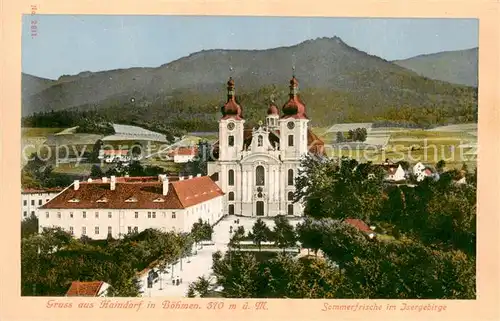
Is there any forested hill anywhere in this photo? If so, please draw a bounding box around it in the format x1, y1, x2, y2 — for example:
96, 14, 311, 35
22, 37, 477, 130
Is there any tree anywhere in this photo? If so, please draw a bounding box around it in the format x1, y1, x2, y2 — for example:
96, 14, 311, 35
336, 132, 345, 143
186, 276, 215, 297
21, 213, 39, 239
436, 160, 446, 173
249, 218, 271, 251
272, 216, 296, 253
228, 226, 246, 250
296, 217, 324, 256
90, 165, 104, 178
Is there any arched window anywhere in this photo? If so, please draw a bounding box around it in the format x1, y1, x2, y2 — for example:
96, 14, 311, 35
288, 191, 294, 201
257, 135, 263, 147
256, 166, 265, 186
228, 192, 235, 201
228, 170, 235, 186
288, 169, 294, 186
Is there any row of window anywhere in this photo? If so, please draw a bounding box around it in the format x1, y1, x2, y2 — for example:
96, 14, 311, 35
23, 199, 49, 206
45, 211, 177, 219
227, 168, 294, 186
227, 191, 295, 201
226, 203, 295, 215
228, 135, 294, 147
69, 226, 139, 236
23, 211, 35, 217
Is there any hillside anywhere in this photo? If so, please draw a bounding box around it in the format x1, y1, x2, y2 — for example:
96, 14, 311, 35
393, 48, 478, 87
22, 37, 477, 129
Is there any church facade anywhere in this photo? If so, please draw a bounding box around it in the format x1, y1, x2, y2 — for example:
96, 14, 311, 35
207, 76, 326, 217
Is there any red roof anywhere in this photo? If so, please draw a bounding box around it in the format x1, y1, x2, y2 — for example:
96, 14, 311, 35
267, 103, 279, 116
103, 150, 129, 155
22, 188, 64, 194
281, 76, 307, 119
221, 77, 243, 120
168, 147, 198, 156
345, 218, 372, 233
40, 176, 223, 210
66, 281, 105, 297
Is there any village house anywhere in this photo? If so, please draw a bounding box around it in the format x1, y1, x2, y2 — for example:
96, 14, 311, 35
21, 188, 64, 220
65, 281, 111, 297
345, 218, 376, 240
168, 146, 198, 163
38, 174, 224, 240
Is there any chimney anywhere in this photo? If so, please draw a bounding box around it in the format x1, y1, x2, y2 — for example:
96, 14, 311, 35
188, 175, 193, 180
87, 178, 93, 183
102, 177, 108, 183
180, 176, 185, 181
110, 175, 116, 191
74, 180, 80, 191
196, 173, 202, 177
162, 177, 169, 196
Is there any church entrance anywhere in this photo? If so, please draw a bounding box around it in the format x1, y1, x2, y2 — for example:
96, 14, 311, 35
256, 201, 264, 216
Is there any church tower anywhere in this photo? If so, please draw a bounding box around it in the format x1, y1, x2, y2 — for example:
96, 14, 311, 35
266, 100, 279, 129
279, 75, 310, 160
218, 77, 245, 161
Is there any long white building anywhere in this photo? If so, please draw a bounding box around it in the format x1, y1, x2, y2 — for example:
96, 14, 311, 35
207, 76, 326, 217
39, 175, 224, 240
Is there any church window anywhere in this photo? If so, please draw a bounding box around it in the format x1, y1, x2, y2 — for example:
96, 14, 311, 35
228, 204, 235, 215
228, 170, 235, 186
256, 166, 265, 186
288, 135, 294, 146
288, 191, 294, 201
257, 135, 263, 147
228, 135, 234, 147
287, 204, 294, 215
228, 192, 235, 201
288, 169, 294, 186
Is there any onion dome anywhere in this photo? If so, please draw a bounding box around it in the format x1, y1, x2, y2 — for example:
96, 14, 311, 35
267, 102, 279, 116
221, 77, 243, 120
281, 76, 307, 119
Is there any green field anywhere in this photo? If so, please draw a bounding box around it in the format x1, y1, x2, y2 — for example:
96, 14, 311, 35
21, 127, 65, 137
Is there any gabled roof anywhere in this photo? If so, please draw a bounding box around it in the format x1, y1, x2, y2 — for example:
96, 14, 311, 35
345, 218, 373, 233
41, 176, 223, 210
66, 281, 105, 297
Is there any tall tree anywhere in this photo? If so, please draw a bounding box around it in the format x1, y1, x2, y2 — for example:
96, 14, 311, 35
249, 218, 271, 251
272, 215, 297, 253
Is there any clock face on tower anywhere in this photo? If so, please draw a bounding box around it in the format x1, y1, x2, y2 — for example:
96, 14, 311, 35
287, 122, 295, 130
227, 122, 235, 131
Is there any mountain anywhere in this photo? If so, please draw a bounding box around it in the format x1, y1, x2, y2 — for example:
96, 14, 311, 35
22, 37, 477, 129
393, 48, 478, 87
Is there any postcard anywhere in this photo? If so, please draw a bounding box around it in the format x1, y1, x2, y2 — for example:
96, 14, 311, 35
1, 0, 499, 321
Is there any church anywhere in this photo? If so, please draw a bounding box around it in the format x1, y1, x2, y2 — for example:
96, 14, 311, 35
207, 75, 326, 217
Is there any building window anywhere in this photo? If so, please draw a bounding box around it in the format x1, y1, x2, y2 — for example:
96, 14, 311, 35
108, 212, 112, 218
31, 211, 35, 216
257, 135, 263, 147
228, 135, 234, 147
57, 212, 61, 219
23, 200, 27, 206
23, 211, 27, 217
172, 212, 176, 219
82, 226, 87, 235
38, 199, 42, 205
228, 192, 235, 201
228, 170, 235, 186
288, 135, 294, 146
134, 226, 138, 233
128, 226, 132, 234
256, 166, 265, 186
82, 212, 86, 218
31, 200, 35, 206
135, 212, 139, 218
69, 226, 74, 235
108, 226, 112, 235
287, 204, 294, 216
152, 212, 156, 219
69, 212, 73, 218
45, 212, 49, 218
95, 226, 99, 235
288, 191, 294, 201
94, 212, 98, 218
288, 169, 294, 186
148, 212, 152, 218
228, 204, 235, 215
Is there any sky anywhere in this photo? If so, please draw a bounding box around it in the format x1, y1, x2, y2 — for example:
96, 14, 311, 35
22, 15, 478, 80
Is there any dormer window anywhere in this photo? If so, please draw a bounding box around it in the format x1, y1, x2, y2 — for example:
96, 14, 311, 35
125, 197, 138, 203
96, 197, 108, 203
153, 198, 165, 203
68, 198, 80, 203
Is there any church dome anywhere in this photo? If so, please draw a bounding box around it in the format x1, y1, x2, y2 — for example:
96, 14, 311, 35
221, 77, 243, 120
282, 76, 307, 119
267, 103, 279, 116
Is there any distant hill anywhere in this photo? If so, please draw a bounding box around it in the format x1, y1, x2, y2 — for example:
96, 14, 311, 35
393, 48, 478, 87
22, 37, 477, 129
